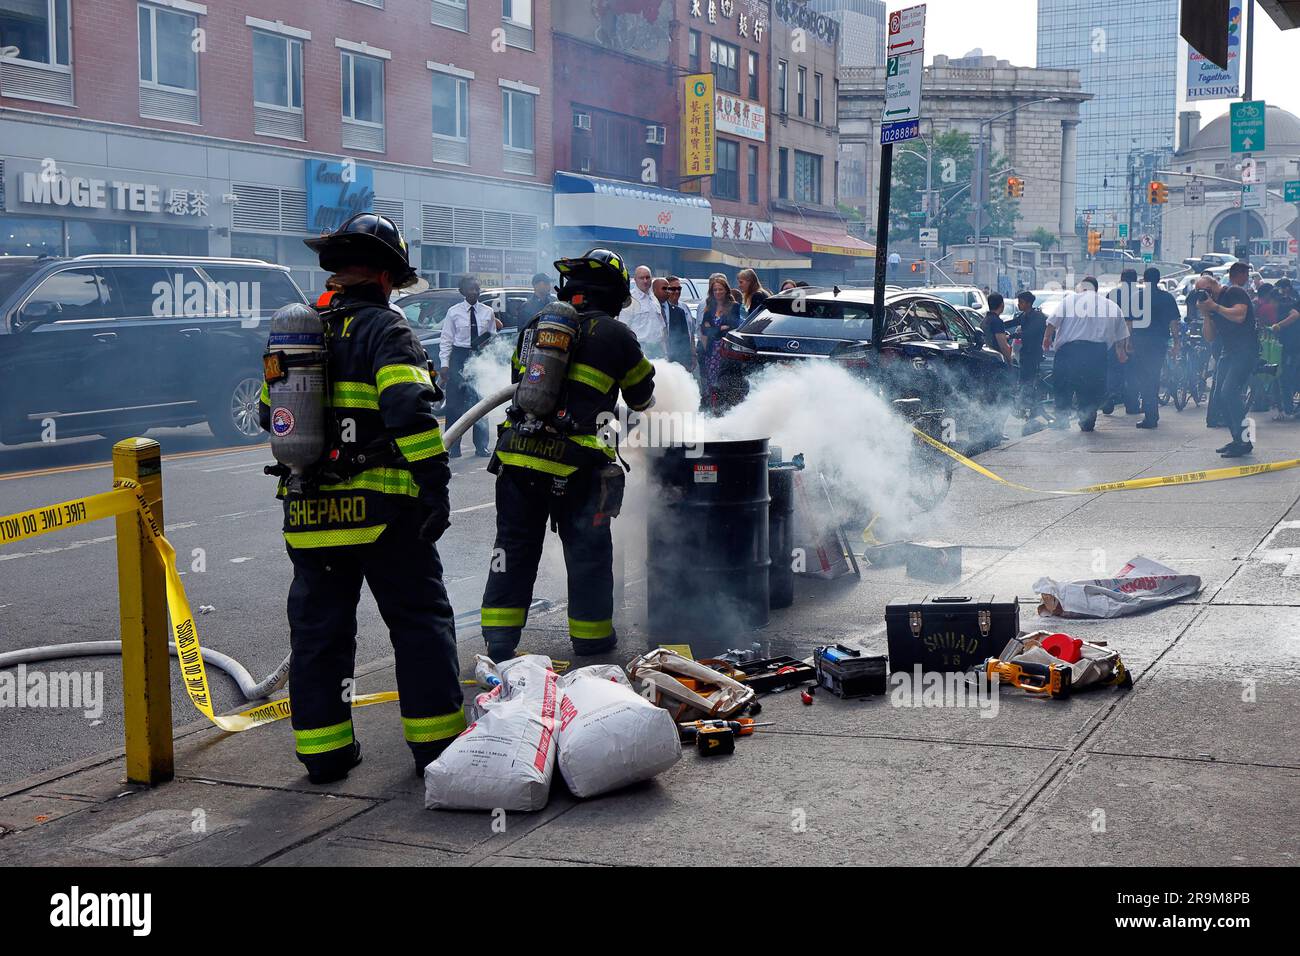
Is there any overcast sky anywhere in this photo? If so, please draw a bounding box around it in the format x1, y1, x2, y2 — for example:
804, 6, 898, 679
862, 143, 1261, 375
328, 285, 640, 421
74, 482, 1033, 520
916, 0, 1300, 124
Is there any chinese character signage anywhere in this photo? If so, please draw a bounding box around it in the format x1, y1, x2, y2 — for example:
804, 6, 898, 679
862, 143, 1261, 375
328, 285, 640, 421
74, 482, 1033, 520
712, 215, 772, 243
305, 159, 376, 233
715, 92, 766, 142
691, 0, 769, 43
11, 161, 212, 220
682, 73, 716, 177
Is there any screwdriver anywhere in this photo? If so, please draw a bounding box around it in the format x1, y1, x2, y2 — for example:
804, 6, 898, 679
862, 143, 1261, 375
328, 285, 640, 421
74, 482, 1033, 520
677, 719, 773, 741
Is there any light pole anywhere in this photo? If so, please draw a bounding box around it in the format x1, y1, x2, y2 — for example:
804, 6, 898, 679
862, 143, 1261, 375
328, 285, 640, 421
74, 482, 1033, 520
1238, 0, 1256, 262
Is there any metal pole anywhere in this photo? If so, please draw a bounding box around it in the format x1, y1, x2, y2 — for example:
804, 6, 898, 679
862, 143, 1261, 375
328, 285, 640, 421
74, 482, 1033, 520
1239, 0, 1255, 262
115, 438, 173, 786
872, 143, 893, 350
924, 138, 933, 285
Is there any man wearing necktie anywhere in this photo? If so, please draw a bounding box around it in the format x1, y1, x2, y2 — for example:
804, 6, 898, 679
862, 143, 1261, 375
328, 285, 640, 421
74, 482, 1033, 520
439, 276, 501, 457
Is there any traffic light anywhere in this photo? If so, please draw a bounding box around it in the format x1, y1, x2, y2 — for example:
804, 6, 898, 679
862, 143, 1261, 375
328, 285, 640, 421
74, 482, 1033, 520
1006, 176, 1024, 198
1087, 231, 1102, 255
1148, 181, 1169, 204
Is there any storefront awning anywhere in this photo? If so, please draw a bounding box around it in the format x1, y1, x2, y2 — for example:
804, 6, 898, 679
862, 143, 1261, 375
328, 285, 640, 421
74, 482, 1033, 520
772, 224, 875, 258
553, 172, 712, 250
682, 238, 811, 270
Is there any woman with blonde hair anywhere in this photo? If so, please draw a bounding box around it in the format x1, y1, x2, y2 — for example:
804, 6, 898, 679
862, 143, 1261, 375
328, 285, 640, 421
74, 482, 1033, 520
735, 268, 770, 322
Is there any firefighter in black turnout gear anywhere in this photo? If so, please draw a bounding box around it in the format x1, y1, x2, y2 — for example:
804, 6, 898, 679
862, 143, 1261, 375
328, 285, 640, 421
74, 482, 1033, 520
480, 249, 655, 659
259, 213, 464, 784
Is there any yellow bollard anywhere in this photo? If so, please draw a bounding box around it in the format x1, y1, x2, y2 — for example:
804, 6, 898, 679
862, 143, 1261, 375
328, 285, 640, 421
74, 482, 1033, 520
114, 438, 174, 785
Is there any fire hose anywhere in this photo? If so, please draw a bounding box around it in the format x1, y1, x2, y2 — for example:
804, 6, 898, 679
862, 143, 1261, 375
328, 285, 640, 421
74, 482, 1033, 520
0, 385, 523, 710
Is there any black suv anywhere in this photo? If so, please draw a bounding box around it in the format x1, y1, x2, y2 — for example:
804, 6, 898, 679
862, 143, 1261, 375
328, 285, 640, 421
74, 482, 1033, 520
0, 255, 308, 447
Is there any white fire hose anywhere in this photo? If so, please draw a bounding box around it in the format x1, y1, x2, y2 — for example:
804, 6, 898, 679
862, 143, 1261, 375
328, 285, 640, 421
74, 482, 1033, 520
0, 387, 523, 703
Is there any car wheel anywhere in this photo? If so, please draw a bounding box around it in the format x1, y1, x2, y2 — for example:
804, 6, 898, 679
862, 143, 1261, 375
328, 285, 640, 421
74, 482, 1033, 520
208, 372, 268, 445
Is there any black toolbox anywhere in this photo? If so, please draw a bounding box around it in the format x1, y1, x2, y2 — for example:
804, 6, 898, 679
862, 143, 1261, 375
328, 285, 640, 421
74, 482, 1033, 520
885, 594, 1019, 673
814, 645, 888, 698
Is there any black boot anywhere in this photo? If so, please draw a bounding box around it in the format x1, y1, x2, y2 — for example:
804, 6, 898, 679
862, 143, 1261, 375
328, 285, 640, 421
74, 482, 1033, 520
412, 738, 457, 778
572, 632, 618, 657
302, 741, 362, 785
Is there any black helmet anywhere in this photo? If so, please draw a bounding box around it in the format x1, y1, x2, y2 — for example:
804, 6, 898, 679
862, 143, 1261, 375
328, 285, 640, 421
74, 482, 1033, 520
554, 248, 631, 309
304, 212, 418, 289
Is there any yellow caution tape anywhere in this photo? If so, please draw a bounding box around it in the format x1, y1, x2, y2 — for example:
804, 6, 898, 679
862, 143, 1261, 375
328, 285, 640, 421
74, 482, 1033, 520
912, 428, 1300, 496
0, 481, 397, 733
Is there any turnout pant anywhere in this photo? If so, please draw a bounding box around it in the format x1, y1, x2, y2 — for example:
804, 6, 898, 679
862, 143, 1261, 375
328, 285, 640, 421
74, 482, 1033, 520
445, 345, 488, 456
1214, 348, 1255, 444
1052, 340, 1108, 427
481, 465, 615, 653
1126, 338, 1167, 423
286, 517, 464, 776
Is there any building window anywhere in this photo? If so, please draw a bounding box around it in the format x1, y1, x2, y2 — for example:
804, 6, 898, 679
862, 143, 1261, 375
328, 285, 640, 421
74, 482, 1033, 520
0, 0, 69, 66
502, 87, 536, 175
709, 38, 739, 93
747, 51, 759, 100
776, 59, 787, 114
796, 66, 806, 117
715, 138, 739, 200
0, 0, 72, 103
138, 3, 199, 122
341, 50, 385, 151
432, 71, 469, 165
794, 150, 822, 204
747, 144, 758, 204
688, 30, 700, 72
501, 0, 533, 51
431, 0, 468, 32
814, 72, 823, 123
573, 106, 657, 183
252, 30, 304, 138
778, 147, 788, 200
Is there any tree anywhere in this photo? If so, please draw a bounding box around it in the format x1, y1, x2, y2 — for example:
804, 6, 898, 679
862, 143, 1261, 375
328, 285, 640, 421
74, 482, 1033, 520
1028, 226, 1058, 250
886, 130, 1019, 249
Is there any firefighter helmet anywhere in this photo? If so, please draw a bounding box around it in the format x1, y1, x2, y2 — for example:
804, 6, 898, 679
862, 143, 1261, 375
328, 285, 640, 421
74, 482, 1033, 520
304, 212, 418, 289
554, 248, 631, 310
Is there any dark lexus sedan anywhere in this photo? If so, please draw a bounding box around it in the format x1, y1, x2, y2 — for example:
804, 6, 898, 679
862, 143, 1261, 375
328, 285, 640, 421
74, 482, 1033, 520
715, 287, 1017, 446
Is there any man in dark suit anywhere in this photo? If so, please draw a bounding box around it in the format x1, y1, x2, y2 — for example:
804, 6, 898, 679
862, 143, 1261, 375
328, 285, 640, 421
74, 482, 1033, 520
662, 275, 697, 371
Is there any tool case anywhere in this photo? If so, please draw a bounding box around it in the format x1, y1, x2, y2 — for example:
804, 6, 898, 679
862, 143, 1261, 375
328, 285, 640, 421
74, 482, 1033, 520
885, 594, 1019, 674
814, 645, 888, 698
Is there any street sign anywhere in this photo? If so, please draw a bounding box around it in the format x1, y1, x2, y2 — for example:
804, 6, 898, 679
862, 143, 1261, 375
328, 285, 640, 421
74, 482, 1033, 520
1185, 182, 1205, 206
1286, 180, 1300, 203
883, 51, 922, 123
908, 210, 927, 219
1140, 233, 1155, 252
1242, 183, 1263, 209
886, 4, 927, 58
1142, 253, 1154, 263
1230, 100, 1265, 153
964, 235, 991, 244
880, 118, 919, 145
1118, 223, 1129, 238
1290, 238, 1299, 255
918, 227, 939, 249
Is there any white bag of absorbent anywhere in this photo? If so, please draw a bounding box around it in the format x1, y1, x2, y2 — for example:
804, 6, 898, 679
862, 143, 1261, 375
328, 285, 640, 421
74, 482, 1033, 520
556, 665, 681, 798
424, 655, 558, 812
1033, 556, 1202, 619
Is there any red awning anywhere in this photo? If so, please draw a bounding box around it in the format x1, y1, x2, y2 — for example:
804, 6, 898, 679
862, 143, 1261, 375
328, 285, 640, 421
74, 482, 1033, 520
772, 225, 875, 258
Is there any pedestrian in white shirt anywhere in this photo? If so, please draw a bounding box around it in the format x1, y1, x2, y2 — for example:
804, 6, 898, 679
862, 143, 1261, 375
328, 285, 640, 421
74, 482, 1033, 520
439, 276, 502, 457
1042, 276, 1130, 432
619, 265, 665, 358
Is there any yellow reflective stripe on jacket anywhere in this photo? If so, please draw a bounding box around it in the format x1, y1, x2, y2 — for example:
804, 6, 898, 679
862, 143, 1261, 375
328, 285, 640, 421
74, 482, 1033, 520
569, 617, 614, 640
332, 381, 380, 410
259, 382, 269, 404
318, 467, 420, 498
401, 711, 467, 744
568, 362, 615, 393
620, 357, 653, 389
396, 428, 446, 462
376, 363, 433, 394
511, 354, 524, 372
294, 719, 354, 755
284, 524, 387, 548
495, 451, 578, 476
482, 606, 528, 628
570, 433, 616, 460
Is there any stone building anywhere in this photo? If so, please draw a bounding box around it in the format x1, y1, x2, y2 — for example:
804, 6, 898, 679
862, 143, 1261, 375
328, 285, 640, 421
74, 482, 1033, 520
1159, 105, 1300, 265
838, 52, 1090, 245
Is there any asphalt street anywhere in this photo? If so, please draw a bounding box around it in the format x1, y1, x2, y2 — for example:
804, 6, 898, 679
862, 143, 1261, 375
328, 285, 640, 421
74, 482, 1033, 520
0, 426, 571, 786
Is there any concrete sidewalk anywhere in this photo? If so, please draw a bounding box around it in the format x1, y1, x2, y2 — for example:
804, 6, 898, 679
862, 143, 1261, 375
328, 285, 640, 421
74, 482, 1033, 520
2, 406, 1298, 866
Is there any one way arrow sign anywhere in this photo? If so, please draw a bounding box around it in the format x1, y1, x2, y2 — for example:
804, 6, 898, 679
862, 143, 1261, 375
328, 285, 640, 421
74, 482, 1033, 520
886, 4, 926, 58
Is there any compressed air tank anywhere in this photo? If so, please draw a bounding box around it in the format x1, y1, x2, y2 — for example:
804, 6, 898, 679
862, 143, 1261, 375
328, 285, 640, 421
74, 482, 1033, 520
265, 302, 327, 474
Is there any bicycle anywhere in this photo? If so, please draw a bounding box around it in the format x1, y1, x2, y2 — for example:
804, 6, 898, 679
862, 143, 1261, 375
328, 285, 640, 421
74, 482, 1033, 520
1159, 333, 1208, 410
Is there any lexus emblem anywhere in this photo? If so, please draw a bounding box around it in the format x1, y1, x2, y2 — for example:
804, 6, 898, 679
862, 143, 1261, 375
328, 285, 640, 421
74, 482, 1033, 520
787, 340, 801, 350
